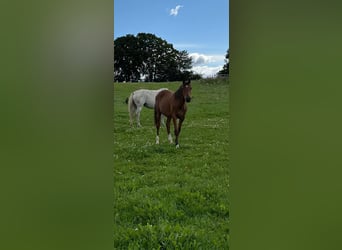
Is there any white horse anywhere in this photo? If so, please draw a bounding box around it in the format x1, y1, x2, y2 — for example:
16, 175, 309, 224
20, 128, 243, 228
127, 88, 168, 127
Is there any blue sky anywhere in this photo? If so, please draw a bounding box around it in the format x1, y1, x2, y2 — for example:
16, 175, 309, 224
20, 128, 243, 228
114, 0, 229, 77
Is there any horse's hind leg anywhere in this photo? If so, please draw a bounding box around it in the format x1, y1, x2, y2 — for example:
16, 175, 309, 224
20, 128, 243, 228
129, 111, 134, 127
128, 104, 134, 127
136, 106, 143, 127
166, 117, 172, 143
128, 93, 135, 127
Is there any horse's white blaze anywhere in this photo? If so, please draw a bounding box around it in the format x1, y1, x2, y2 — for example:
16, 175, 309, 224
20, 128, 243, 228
168, 134, 173, 143
156, 135, 159, 144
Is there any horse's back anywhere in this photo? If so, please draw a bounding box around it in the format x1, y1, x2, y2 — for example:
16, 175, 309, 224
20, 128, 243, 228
132, 89, 152, 107
133, 88, 168, 108
135, 88, 167, 95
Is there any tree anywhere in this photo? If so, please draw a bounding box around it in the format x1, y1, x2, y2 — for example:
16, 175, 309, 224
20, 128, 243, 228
114, 33, 193, 82
217, 49, 229, 77
114, 35, 142, 82
174, 50, 193, 80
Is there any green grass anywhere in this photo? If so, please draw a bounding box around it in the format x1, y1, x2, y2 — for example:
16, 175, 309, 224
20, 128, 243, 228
114, 79, 229, 249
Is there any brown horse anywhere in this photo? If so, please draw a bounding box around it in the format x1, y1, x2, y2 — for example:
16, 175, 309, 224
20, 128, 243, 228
154, 80, 192, 148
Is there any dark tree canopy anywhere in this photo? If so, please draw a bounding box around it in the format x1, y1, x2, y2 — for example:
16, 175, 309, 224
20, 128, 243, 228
217, 49, 229, 77
114, 33, 193, 82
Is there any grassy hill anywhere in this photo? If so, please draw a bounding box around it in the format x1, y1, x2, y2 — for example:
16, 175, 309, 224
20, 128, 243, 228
113, 79, 230, 249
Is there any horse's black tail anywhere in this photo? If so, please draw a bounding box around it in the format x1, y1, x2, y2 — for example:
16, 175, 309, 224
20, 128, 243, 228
125, 97, 128, 104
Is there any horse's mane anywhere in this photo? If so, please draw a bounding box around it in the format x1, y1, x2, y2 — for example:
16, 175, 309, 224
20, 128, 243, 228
174, 85, 184, 100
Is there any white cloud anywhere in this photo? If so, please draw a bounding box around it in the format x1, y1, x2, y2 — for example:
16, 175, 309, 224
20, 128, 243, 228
190, 53, 212, 66
170, 5, 183, 16
189, 53, 225, 66
188, 52, 226, 77
192, 65, 223, 78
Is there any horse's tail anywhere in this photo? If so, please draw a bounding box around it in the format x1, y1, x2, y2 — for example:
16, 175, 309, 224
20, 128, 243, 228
128, 92, 136, 126
125, 97, 128, 104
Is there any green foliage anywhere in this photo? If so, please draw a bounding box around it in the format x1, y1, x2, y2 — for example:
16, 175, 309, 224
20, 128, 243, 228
189, 72, 203, 80
217, 49, 229, 77
114, 79, 229, 249
114, 33, 193, 82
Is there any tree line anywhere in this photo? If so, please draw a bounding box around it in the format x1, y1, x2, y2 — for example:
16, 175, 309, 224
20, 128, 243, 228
114, 33, 229, 82
218, 49, 229, 77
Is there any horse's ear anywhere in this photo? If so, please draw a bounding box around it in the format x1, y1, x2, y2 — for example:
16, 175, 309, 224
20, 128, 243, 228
183, 79, 191, 85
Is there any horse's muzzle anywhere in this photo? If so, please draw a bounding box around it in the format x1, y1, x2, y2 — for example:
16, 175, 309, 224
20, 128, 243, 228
185, 96, 191, 102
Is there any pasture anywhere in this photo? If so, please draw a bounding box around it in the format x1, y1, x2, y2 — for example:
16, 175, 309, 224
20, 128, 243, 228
114, 79, 230, 249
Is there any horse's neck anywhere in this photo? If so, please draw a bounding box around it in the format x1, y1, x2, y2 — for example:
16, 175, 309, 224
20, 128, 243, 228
174, 87, 183, 100
173, 87, 185, 107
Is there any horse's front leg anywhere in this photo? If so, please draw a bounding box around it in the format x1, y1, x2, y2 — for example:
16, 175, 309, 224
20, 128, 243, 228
176, 118, 185, 148
166, 117, 172, 144
172, 116, 180, 148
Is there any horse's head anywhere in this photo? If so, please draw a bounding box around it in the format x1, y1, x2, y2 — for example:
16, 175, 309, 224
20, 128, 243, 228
182, 79, 192, 103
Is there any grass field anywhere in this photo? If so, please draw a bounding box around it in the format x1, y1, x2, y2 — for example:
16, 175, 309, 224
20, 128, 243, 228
114, 78, 230, 249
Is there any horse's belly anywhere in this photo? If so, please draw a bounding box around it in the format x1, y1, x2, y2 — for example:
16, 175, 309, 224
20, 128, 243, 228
145, 96, 156, 108
144, 103, 154, 109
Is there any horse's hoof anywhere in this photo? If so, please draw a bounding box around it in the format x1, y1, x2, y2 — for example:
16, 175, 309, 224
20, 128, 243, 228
175, 144, 179, 148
